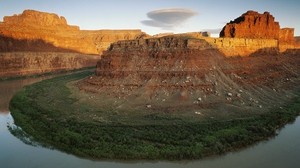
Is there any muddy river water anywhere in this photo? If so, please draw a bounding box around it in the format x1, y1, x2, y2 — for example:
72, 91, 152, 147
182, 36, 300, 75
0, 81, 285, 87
1, 75, 300, 168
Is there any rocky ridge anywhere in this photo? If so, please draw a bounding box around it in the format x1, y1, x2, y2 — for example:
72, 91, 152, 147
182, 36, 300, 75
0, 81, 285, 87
0, 10, 148, 55
78, 10, 300, 119
0, 52, 99, 77
78, 35, 300, 118
219, 11, 294, 42
219, 10, 295, 52
0, 10, 147, 77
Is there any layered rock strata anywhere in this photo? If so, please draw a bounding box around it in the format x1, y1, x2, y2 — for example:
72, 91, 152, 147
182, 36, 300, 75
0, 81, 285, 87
0, 10, 147, 55
0, 52, 100, 77
220, 11, 281, 39
0, 10, 147, 77
219, 10, 295, 52
78, 36, 300, 117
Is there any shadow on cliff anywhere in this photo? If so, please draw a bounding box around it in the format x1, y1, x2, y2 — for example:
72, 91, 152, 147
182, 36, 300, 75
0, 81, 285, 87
0, 34, 83, 54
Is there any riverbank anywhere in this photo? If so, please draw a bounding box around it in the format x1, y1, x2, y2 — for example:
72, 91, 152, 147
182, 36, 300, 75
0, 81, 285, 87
9, 71, 300, 160
0, 66, 96, 81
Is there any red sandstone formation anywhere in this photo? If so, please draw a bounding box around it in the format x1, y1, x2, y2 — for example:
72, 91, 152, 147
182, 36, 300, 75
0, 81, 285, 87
72, 9, 300, 116
78, 35, 300, 115
0, 10, 148, 77
279, 28, 295, 44
0, 52, 100, 77
3, 10, 79, 30
219, 10, 294, 44
0, 10, 148, 55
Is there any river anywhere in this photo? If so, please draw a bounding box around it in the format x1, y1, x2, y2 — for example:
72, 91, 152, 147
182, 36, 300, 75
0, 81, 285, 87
0, 75, 300, 168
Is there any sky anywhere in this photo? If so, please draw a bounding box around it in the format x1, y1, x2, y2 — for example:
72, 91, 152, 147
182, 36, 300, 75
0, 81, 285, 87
0, 0, 299, 36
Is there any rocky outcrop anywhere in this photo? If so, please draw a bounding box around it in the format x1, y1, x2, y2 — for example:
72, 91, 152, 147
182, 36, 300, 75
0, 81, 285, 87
219, 10, 296, 53
206, 38, 278, 56
0, 10, 148, 55
3, 10, 79, 30
0, 10, 148, 77
0, 52, 100, 77
279, 28, 295, 44
78, 35, 300, 116
220, 11, 295, 45
96, 37, 218, 75
220, 11, 280, 39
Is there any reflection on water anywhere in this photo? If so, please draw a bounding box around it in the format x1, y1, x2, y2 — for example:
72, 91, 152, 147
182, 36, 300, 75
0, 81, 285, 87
0, 76, 300, 168
0, 77, 51, 112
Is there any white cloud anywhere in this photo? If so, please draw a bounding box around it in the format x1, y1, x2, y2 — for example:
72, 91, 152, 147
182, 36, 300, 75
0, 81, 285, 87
141, 8, 197, 29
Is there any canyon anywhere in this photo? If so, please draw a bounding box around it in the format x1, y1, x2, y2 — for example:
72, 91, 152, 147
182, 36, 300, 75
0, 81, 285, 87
1, 10, 300, 78
7, 10, 300, 160
77, 10, 300, 118
1, 9, 298, 111
78, 36, 300, 117
0, 10, 147, 78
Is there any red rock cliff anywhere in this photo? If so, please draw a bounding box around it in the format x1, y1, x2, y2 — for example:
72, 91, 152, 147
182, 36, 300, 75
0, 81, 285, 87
220, 11, 295, 43
0, 10, 148, 54
3, 10, 79, 30
220, 11, 280, 39
0, 52, 100, 77
78, 35, 300, 115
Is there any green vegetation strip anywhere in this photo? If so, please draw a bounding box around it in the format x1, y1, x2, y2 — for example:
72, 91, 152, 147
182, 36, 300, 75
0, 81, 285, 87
9, 71, 300, 160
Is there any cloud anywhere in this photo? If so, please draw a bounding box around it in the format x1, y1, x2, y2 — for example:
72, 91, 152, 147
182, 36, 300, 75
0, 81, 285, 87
141, 8, 197, 29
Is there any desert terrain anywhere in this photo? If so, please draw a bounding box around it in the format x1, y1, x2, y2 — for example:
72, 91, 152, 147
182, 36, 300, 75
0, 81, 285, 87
7, 10, 300, 160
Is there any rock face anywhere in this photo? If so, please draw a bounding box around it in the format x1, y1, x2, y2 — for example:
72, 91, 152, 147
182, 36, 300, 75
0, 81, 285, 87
78, 35, 300, 116
219, 11, 295, 44
96, 37, 217, 76
0, 52, 100, 77
220, 11, 280, 39
206, 37, 278, 56
279, 28, 295, 44
3, 10, 79, 30
0, 10, 148, 55
0, 10, 148, 77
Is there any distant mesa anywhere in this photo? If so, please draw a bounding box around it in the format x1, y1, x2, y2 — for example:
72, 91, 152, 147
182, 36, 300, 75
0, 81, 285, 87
220, 10, 295, 44
0, 10, 148, 78
3, 10, 79, 31
1, 9, 299, 78
0, 10, 148, 55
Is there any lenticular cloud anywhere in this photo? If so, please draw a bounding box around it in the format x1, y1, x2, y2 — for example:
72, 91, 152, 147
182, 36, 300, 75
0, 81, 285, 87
141, 8, 197, 29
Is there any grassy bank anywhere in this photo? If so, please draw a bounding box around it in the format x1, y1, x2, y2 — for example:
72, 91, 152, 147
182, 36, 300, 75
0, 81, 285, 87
9, 71, 300, 160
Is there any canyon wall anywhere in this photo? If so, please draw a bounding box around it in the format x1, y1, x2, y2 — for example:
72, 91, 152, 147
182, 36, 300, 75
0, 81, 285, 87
78, 10, 300, 115
0, 10, 147, 77
78, 35, 300, 115
205, 38, 278, 56
220, 11, 280, 39
219, 10, 296, 53
0, 10, 147, 55
0, 52, 99, 77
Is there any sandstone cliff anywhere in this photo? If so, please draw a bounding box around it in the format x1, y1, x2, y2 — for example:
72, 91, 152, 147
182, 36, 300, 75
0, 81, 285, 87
0, 52, 99, 77
0, 10, 148, 55
78, 35, 300, 117
75, 10, 299, 122
219, 10, 295, 45
220, 11, 280, 39
205, 37, 278, 56
0, 10, 148, 77
3, 10, 79, 30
